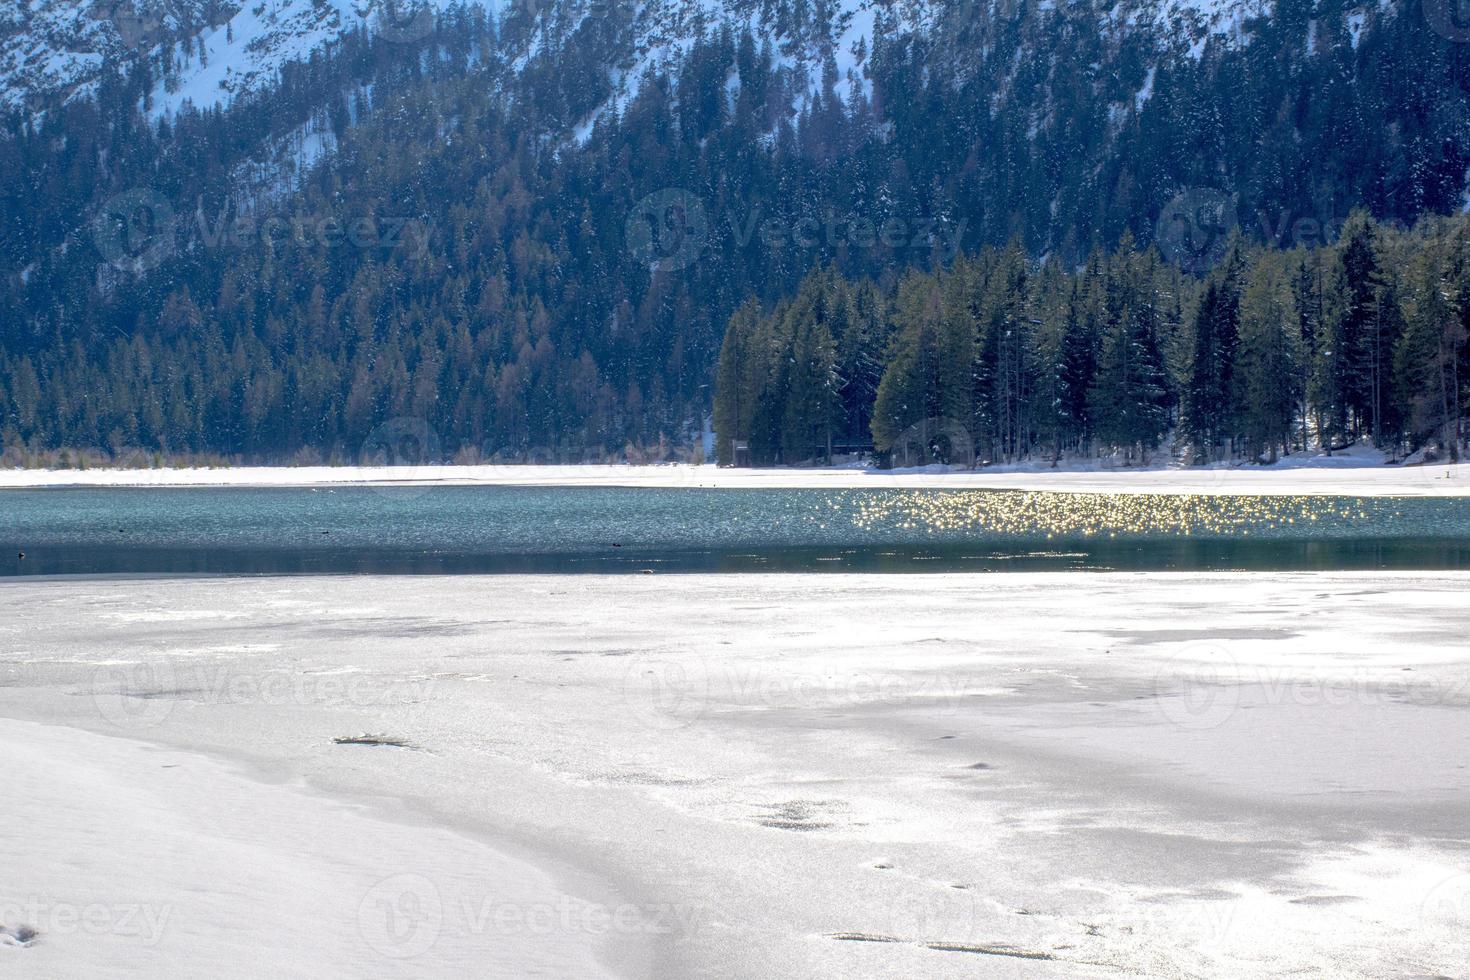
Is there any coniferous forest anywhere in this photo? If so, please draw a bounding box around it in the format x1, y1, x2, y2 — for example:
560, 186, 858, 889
4, 0, 1470, 466
713, 212, 1470, 468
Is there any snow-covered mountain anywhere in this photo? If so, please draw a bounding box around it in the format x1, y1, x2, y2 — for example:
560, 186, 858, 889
0, 0, 495, 117
3, 0, 1279, 123
3, 0, 1463, 465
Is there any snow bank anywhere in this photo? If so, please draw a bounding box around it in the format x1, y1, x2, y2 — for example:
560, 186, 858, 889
3, 446, 1468, 495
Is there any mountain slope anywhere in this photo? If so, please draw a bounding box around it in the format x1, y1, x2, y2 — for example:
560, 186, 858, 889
1, 0, 1466, 461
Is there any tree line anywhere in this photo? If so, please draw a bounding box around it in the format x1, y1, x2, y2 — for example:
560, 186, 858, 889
713, 212, 1470, 467
4, 0, 1470, 463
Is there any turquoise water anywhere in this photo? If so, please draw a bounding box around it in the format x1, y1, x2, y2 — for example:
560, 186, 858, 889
3, 486, 1470, 575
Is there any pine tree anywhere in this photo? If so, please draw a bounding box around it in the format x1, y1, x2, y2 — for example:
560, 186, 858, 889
712, 299, 761, 464
835, 279, 889, 451
779, 280, 841, 463
975, 241, 1033, 463
1055, 251, 1107, 454
872, 273, 948, 463
1395, 237, 1467, 458
1183, 280, 1237, 461
1088, 241, 1172, 460
1234, 253, 1302, 463
1316, 211, 1388, 447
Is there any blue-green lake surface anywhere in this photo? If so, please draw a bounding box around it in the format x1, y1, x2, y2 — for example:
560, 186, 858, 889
4, 486, 1470, 575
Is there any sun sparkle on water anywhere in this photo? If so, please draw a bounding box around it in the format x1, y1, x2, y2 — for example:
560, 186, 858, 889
843, 491, 1391, 539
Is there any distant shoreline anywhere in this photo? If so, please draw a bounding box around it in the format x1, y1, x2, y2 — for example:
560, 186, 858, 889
2, 454, 1467, 496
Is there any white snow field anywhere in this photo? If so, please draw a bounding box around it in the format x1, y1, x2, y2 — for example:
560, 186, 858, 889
2, 445, 1469, 495
2, 573, 1468, 978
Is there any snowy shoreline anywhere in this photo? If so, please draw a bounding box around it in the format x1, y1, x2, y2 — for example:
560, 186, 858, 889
0, 718, 644, 980
3, 572, 1468, 978
3, 446, 1469, 496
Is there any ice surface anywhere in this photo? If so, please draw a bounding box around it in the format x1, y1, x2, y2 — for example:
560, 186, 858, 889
2, 572, 1468, 977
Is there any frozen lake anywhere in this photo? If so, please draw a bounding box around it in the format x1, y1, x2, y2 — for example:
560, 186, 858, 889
2, 572, 1468, 978
6, 486, 1470, 574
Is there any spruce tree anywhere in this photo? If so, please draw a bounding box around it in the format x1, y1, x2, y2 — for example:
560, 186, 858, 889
713, 299, 761, 464
1235, 254, 1302, 463
872, 273, 949, 463
1395, 238, 1467, 458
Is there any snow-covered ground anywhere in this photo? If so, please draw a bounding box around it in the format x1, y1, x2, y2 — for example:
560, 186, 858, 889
0, 718, 634, 978
2, 573, 1468, 977
3, 445, 1469, 495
